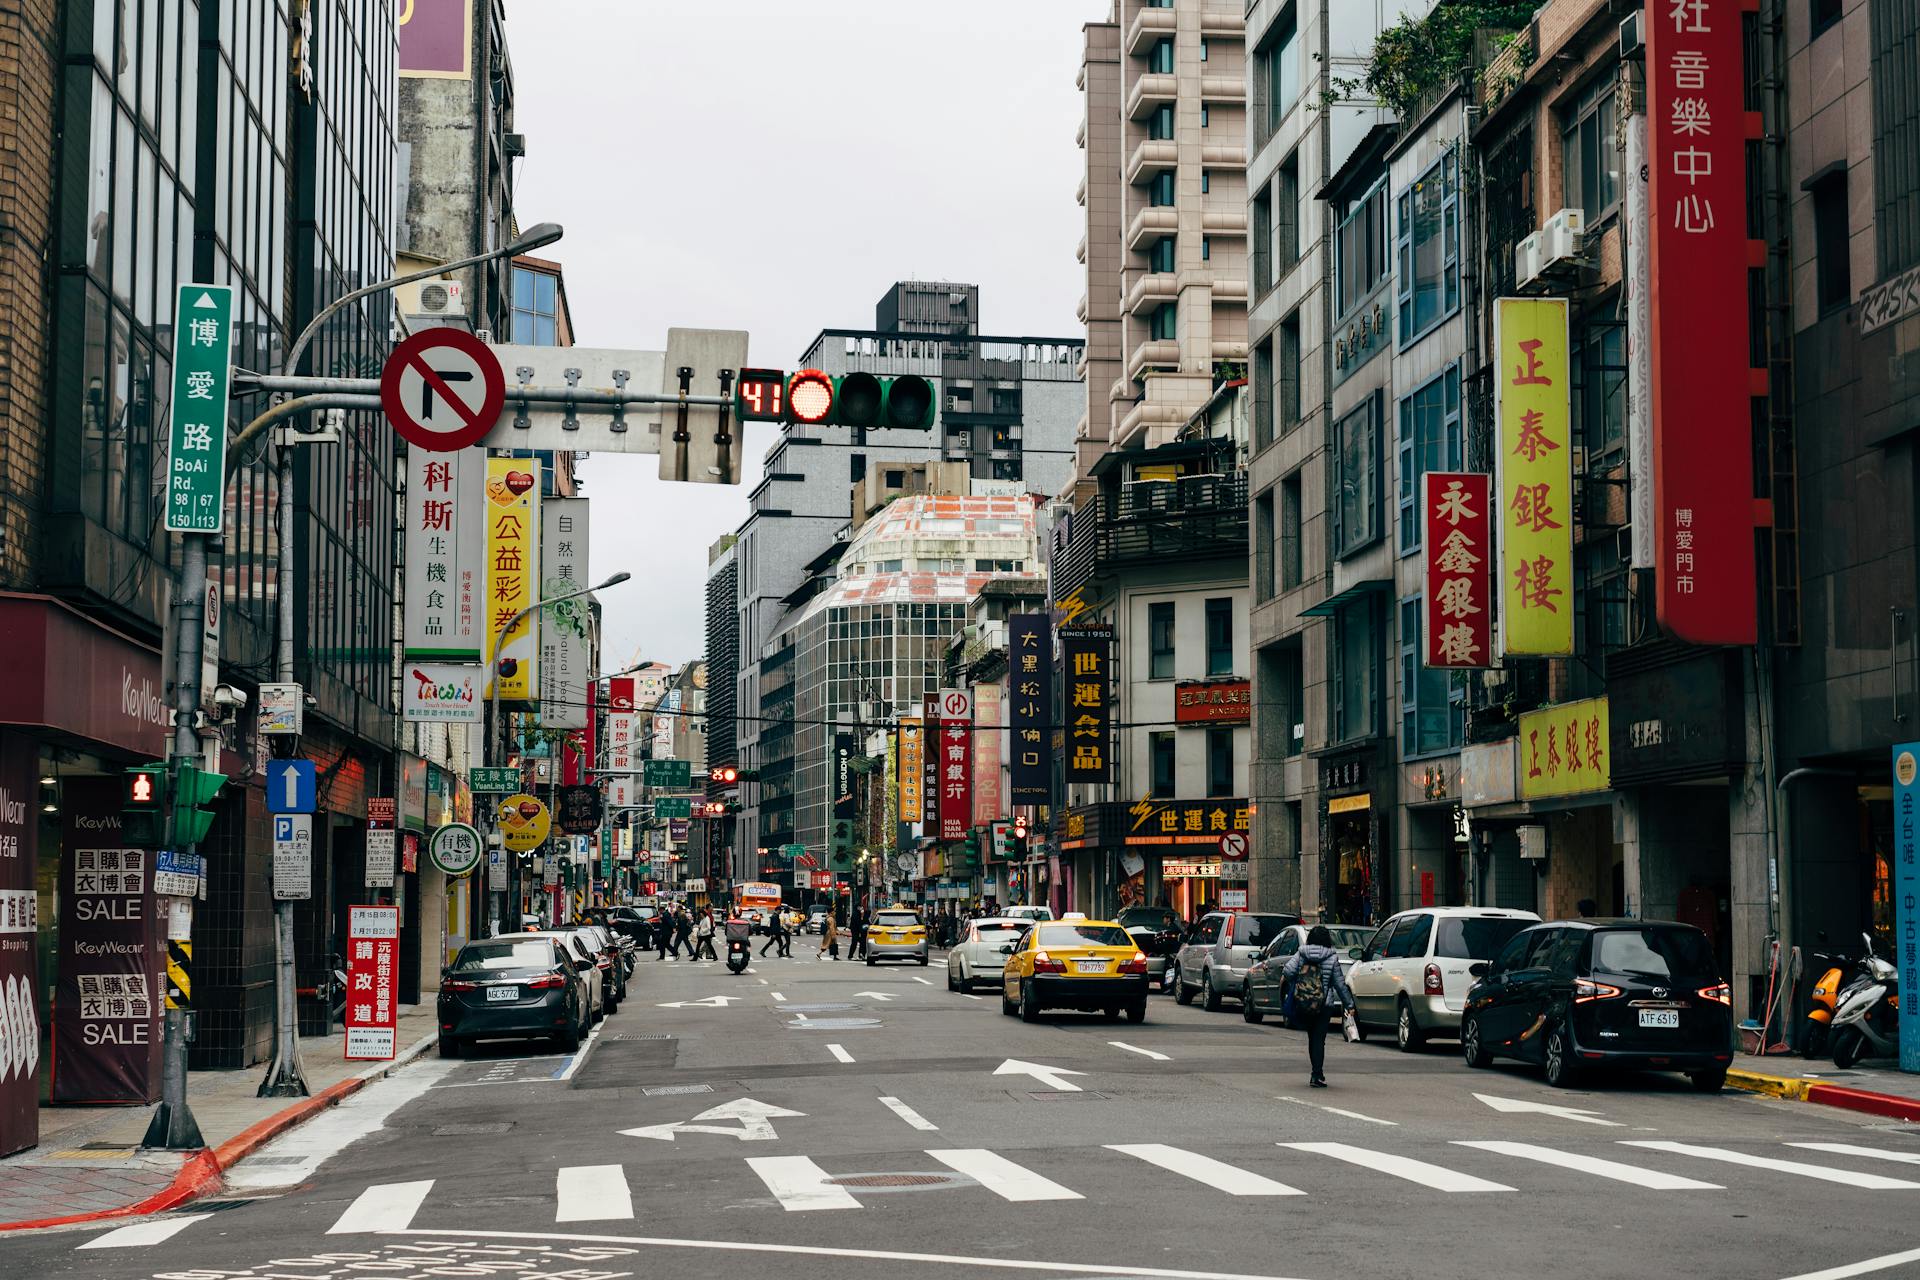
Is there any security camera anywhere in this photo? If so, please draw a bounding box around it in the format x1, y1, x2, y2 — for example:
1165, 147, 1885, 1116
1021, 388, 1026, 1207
212, 684, 249, 709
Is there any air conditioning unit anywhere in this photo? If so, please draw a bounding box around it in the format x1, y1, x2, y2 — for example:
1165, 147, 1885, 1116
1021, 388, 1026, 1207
1540, 207, 1587, 268
944, 394, 965, 411
1515, 232, 1543, 288
395, 279, 465, 318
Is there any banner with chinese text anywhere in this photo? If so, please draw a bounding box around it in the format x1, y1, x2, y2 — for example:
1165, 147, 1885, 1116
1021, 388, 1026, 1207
1648, 0, 1756, 644
1890, 743, 1920, 1072
1061, 627, 1112, 783
1008, 614, 1052, 802
1494, 298, 1573, 656
539, 498, 590, 730
898, 717, 924, 823
937, 689, 974, 841
485, 456, 539, 700
1519, 697, 1611, 801
344, 905, 398, 1059
830, 732, 857, 871
403, 444, 485, 660
922, 693, 940, 834
973, 683, 1003, 828
1423, 472, 1493, 667
606, 677, 636, 774
0, 733, 40, 1154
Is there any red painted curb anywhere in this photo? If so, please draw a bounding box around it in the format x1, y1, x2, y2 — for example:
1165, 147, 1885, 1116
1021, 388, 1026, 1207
1805, 1082, 1920, 1123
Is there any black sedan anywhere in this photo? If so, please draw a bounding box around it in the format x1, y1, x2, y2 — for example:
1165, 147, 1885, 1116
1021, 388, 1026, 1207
438, 935, 592, 1057
1461, 918, 1735, 1091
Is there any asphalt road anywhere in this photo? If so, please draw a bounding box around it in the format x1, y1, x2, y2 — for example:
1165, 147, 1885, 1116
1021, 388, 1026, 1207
8, 945, 1920, 1280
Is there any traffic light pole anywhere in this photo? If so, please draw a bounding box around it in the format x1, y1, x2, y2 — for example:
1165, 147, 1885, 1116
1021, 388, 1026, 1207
259, 438, 309, 1098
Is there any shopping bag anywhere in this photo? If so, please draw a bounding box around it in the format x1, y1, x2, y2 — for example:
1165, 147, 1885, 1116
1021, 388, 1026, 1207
1341, 1012, 1361, 1043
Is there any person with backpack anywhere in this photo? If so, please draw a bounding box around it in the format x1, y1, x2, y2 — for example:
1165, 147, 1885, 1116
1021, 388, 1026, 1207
1281, 924, 1356, 1088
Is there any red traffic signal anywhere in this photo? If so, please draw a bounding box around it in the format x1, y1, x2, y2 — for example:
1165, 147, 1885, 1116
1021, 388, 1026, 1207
1013, 817, 1029, 840
128, 770, 159, 805
787, 369, 835, 425
710, 765, 739, 785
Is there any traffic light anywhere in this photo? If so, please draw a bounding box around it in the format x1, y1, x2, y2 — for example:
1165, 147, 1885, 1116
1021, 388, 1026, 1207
169, 764, 228, 847
122, 763, 170, 848
1012, 815, 1030, 859
695, 801, 740, 818
959, 828, 981, 870
709, 765, 760, 785
780, 369, 936, 430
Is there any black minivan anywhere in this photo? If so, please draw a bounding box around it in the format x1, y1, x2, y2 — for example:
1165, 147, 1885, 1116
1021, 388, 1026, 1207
1461, 919, 1734, 1092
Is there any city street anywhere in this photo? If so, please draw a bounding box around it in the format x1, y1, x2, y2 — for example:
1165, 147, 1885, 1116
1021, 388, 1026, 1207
5, 953, 1918, 1280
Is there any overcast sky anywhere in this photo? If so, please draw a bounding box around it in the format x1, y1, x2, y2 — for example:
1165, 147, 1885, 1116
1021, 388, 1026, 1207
508, 0, 1106, 668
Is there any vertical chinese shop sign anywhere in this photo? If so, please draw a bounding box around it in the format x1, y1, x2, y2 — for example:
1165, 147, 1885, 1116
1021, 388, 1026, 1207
898, 717, 924, 823
1494, 298, 1573, 656
404, 445, 485, 660
1892, 744, 1920, 1073
0, 734, 40, 1155
923, 693, 940, 834
938, 690, 974, 842
1423, 472, 1492, 668
1648, 0, 1756, 645
345, 905, 399, 1060
1009, 614, 1053, 804
485, 456, 540, 700
973, 683, 1004, 829
1062, 626, 1113, 784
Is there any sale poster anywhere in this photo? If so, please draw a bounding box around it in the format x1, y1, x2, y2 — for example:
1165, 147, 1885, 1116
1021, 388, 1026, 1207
345, 905, 399, 1060
0, 733, 40, 1155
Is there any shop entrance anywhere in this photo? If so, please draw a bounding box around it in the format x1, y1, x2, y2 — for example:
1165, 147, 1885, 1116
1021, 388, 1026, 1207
1325, 803, 1379, 924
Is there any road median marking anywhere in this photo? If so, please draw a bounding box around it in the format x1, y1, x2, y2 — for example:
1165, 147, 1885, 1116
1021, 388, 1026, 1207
827, 1043, 855, 1063
879, 1096, 938, 1130
1109, 1041, 1169, 1061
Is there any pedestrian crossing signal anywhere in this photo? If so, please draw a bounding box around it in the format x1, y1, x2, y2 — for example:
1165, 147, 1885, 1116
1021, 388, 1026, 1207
122, 763, 169, 848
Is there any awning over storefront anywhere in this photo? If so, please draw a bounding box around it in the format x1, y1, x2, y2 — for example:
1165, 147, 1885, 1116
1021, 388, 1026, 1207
0, 593, 169, 759
1299, 578, 1391, 618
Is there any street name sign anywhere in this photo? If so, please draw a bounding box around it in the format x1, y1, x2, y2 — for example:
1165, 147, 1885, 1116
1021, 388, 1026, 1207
469, 766, 521, 793
653, 797, 692, 820
165, 284, 236, 533
644, 759, 692, 788
380, 328, 506, 452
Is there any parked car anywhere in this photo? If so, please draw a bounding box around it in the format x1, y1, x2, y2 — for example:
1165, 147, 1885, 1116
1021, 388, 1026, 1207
865, 906, 929, 965
592, 905, 653, 949
1346, 907, 1540, 1050
571, 924, 628, 1010
999, 920, 1149, 1023
1115, 905, 1182, 990
1462, 918, 1735, 1091
522, 930, 605, 1023
437, 935, 591, 1056
1174, 911, 1301, 1011
807, 908, 830, 934
1004, 905, 1055, 924
946, 916, 1029, 992
1241, 923, 1376, 1023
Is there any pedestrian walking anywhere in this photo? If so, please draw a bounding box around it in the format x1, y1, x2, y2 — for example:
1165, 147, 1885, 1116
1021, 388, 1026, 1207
653, 912, 673, 960
760, 908, 789, 958
673, 906, 694, 958
847, 900, 869, 961
818, 913, 839, 960
1280, 925, 1356, 1088
693, 907, 718, 961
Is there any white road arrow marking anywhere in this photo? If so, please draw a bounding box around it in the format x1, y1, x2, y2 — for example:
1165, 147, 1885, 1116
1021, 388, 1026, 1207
853, 991, 897, 1001
994, 1059, 1086, 1093
1473, 1092, 1620, 1127
620, 1097, 805, 1143
655, 995, 741, 1008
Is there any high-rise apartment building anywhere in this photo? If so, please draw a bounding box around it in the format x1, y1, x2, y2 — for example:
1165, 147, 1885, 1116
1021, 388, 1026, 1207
1073, 0, 1249, 493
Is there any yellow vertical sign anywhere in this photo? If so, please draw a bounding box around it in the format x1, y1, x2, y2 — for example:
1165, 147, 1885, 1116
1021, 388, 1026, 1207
485, 456, 540, 699
1494, 297, 1574, 656
898, 717, 924, 823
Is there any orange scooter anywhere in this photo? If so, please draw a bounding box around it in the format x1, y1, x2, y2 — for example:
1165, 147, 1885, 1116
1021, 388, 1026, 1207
1801, 946, 1854, 1059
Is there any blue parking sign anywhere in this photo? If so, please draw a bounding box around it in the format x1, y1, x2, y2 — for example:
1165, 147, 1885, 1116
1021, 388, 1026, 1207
267, 759, 316, 814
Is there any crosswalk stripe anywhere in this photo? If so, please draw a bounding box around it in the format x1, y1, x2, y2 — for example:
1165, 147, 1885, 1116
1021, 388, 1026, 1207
929, 1148, 1083, 1202
1107, 1143, 1304, 1196
1621, 1141, 1920, 1190
880, 1096, 939, 1131
1452, 1141, 1722, 1190
1281, 1142, 1512, 1192
78, 1214, 211, 1249
747, 1156, 862, 1211
329, 1180, 434, 1233
555, 1164, 634, 1222
1787, 1143, 1920, 1167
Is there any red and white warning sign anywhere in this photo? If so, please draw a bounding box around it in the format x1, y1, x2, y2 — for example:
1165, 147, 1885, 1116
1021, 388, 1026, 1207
344, 905, 399, 1060
380, 328, 505, 452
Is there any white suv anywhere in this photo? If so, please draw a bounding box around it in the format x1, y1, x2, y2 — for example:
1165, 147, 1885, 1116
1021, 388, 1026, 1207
1346, 907, 1539, 1050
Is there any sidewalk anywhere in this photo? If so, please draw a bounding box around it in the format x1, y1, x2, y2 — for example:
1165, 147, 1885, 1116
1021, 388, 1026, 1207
1727, 1051, 1920, 1122
0, 1006, 438, 1233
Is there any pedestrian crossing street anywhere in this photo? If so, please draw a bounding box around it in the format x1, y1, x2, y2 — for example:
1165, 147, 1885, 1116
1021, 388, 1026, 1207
70, 1136, 1920, 1248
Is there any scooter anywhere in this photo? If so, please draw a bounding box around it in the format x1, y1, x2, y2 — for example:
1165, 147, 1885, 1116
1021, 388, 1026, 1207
1830, 932, 1900, 1069
1801, 942, 1856, 1059
725, 918, 753, 975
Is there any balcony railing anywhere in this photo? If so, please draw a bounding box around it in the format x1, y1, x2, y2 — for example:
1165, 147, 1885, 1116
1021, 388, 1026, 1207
1050, 472, 1249, 600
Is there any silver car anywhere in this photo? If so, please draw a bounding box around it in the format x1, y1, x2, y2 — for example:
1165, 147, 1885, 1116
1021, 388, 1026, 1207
1173, 911, 1301, 1011
945, 917, 1029, 992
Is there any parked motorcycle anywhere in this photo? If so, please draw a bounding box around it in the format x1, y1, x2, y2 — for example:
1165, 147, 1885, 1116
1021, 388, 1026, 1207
1800, 941, 1855, 1059
1830, 932, 1900, 1069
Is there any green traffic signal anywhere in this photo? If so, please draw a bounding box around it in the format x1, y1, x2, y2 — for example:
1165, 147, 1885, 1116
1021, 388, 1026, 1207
122, 763, 170, 849
169, 763, 228, 848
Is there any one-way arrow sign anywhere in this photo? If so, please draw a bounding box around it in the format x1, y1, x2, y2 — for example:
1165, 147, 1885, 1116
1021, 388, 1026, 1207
994, 1059, 1086, 1093
852, 991, 897, 1002
621, 1098, 804, 1143
1473, 1092, 1618, 1126
655, 995, 741, 1009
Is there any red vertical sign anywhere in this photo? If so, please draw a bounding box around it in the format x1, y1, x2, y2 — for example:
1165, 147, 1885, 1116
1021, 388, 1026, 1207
938, 688, 973, 841
1648, 0, 1756, 644
1423, 472, 1493, 667
345, 905, 399, 1060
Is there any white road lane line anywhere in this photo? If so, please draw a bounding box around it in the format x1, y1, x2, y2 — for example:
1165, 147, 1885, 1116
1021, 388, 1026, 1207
928, 1148, 1082, 1202
1108, 1041, 1170, 1061
553, 1019, 608, 1082
1786, 1143, 1920, 1166
1621, 1141, 1920, 1189
1107, 1144, 1303, 1196
1281, 1142, 1512, 1192
771, 992, 788, 1002
79, 1214, 212, 1249
328, 1180, 435, 1233
227, 1060, 456, 1188
962, 993, 985, 1001
1452, 1140, 1722, 1190
555, 1164, 634, 1222
879, 1096, 939, 1131
1777, 1246, 1920, 1280
1276, 1096, 1398, 1126
395, 1226, 1312, 1279
827, 1043, 855, 1063
911, 975, 934, 985
746, 1156, 862, 1211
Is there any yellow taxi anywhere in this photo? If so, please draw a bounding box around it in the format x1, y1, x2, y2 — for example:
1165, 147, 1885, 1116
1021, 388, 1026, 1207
864, 906, 929, 966
999, 919, 1150, 1023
